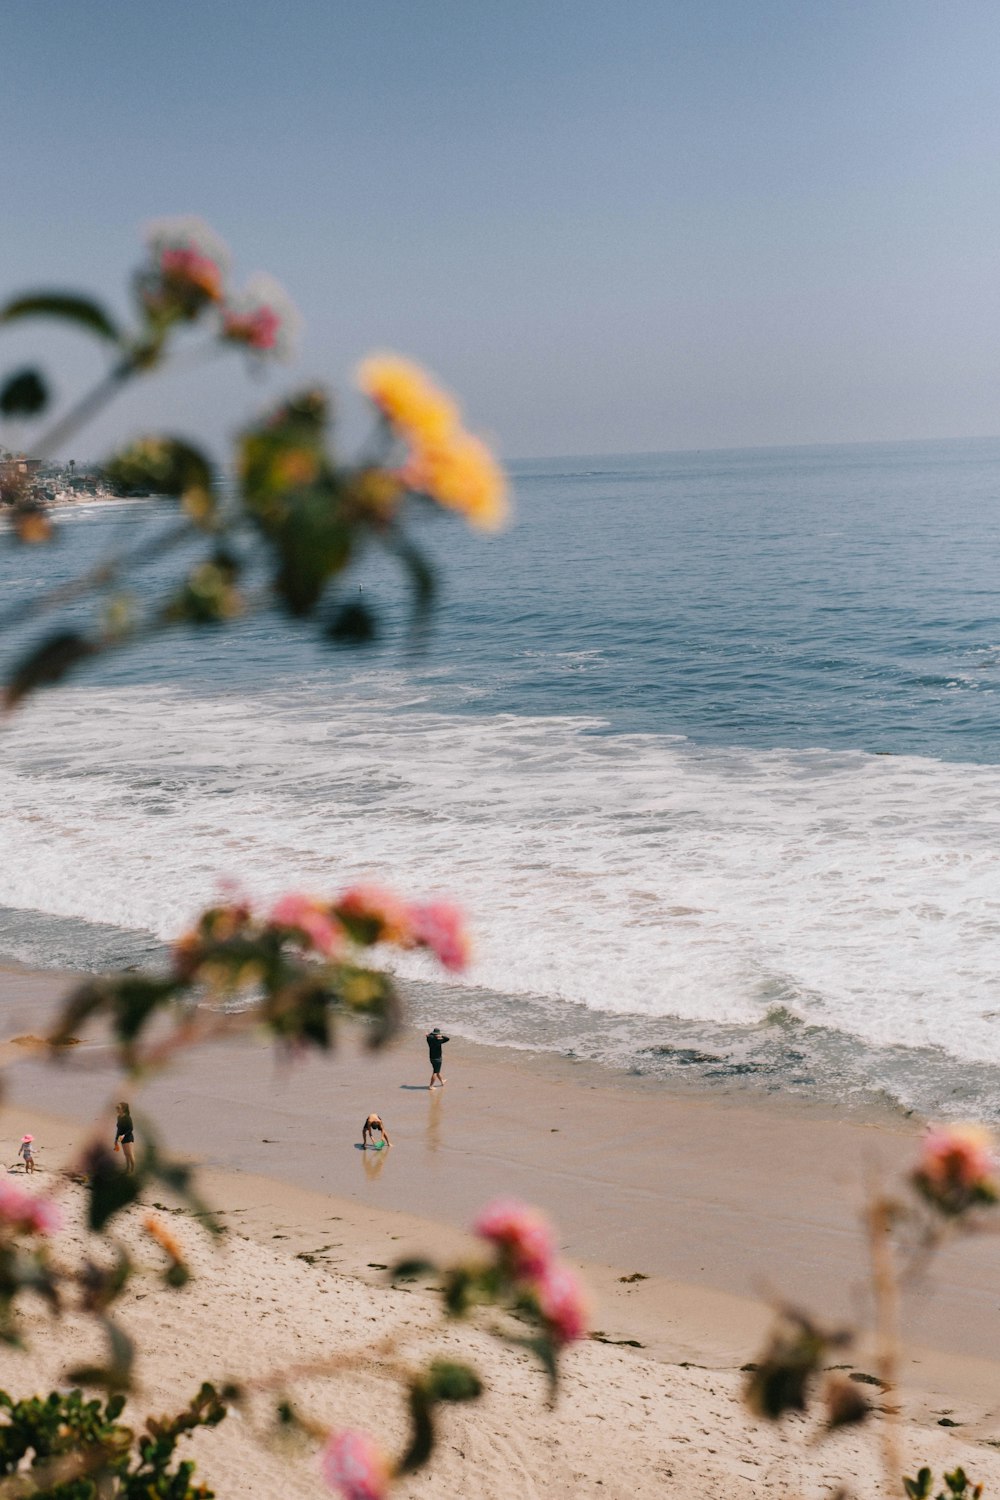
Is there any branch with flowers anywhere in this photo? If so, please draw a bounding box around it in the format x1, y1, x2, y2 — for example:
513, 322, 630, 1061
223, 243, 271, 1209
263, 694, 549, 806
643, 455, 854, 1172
0, 218, 506, 708
0, 223, 593, 1497
744, 1122, 998, 1498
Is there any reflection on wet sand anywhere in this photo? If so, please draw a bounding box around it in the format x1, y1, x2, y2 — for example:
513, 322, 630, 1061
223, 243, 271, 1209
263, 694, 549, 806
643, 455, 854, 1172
361, 1145, 389, 1182
426, 1088, 443, 1153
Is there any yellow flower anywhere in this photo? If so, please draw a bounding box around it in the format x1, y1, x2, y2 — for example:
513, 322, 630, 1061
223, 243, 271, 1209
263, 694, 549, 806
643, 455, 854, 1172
406, 433, 508, 531
357, 355, 459, 447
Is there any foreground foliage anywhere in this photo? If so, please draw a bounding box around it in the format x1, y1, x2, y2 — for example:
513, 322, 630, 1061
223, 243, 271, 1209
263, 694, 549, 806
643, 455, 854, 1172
0, 221, 588, 1498
0, 1384, 225, 1499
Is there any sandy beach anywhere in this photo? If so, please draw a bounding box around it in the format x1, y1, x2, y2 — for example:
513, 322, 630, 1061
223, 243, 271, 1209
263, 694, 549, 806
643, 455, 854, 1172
2, 964, 1000, 1496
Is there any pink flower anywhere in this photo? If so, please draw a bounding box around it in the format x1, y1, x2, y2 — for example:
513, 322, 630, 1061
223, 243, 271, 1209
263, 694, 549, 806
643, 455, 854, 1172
223, 273, 300, 358
224, 305, 281, 349
474, 1198, 554, 1278
533, 1261, 589, 1345
139, 217, 231, 320
913, 1123, 997, 1213
159, 246, 224, 303
410, 901, 470, 972
320, 1429, 390, 1500
269, 893, 341, 957
0, 1180, 61, 1236
335, 884, 414, 946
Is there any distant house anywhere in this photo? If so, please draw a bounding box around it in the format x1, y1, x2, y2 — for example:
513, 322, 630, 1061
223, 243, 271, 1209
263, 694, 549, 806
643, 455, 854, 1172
0, 455, 42, 484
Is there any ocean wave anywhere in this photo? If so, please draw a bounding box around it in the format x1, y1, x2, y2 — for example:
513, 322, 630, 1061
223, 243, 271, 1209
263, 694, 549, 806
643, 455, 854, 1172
0, 682, 998, 1074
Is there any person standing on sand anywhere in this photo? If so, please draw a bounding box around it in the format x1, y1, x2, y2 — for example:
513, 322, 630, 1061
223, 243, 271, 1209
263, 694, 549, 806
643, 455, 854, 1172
362, 1113, 392, 1149
115, 1102, 135, 1174
426, 1027, 449, 1088
18, 1135, 35, 1173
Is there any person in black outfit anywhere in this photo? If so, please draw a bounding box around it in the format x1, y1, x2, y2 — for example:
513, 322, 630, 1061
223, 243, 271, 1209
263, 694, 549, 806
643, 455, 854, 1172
426, 1027, 449, 1089
115, 1101, 135, 1174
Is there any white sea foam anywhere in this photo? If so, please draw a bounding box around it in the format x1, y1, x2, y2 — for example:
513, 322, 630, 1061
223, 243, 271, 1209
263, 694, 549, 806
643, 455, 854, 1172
1, 681, 999, 1065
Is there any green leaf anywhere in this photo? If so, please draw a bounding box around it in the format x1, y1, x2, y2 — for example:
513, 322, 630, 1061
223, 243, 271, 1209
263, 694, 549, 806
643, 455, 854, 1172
423, 1360, 483, 1404
1, 292, 122, 343
104, 436, 217, 526
326, 599, 377, 646
4, 629, 96, 709
390, 530, 437, 640
65, 1316, 135, 1391
0, 367, 48, 417
506, 1333, 559, 1396
83, 1144, 143, 1231
396, 1385, 434, 1475
391, 1258, 438, 1284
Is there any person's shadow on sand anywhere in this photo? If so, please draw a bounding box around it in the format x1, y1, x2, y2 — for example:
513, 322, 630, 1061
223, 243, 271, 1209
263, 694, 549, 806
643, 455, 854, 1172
399, 1084, 428, 1091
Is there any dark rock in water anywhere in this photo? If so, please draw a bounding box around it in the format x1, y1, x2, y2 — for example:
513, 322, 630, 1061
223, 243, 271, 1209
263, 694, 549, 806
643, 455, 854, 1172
647, 1045, 719, 1065
705, 1062, 766, 1077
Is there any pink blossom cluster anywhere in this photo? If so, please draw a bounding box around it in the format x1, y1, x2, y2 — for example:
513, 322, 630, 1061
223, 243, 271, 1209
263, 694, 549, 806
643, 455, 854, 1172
334, 884, 414, 945
474, 1198, 589, 1346
0, 1180, 62, 1237
141, 217, 231, 315
408, 900, 470, 972
269, 893, 342, 957
172, 886, 471, 978
222, 273, 300, 358
272, 886, 471, 972
320, 1429, 390, 1500
913, 1123, 998, 1212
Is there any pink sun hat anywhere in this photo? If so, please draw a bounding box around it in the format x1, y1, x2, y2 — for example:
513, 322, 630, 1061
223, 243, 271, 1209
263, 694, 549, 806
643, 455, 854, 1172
21, 1135, 33, 1144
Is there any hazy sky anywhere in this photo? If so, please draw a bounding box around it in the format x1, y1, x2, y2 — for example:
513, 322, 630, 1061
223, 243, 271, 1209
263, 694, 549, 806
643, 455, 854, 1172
5, 1, 1000, 460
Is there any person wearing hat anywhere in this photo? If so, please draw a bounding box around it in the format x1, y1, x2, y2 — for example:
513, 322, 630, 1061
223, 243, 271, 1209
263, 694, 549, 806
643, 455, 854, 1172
17, 1135, 35, 1173
426, 1027, 449, 1089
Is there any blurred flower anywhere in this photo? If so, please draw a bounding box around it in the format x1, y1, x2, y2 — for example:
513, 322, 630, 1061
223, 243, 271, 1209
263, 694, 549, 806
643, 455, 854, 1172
357, 353, 509, 531
403, 433, 508, 532
11, 505, 54, 545
223, 273, 301, 357
269, 893, 341, 957
201, 900, 254, 944
143, 1213, 184, 1263
532, 1261, 590, 1345
335, 884, 414, 945
320, 1429, 390, 1500
0, 1180, 61, 1237
272, 448, 321, 487
410, 901, 470, 972
348, 468, 405, 523
172, 930, 203, 980
913, 1124, 998, 1215
474, 1198, 554, 1278
139, 217, 230, 320
358, 355, 458, 448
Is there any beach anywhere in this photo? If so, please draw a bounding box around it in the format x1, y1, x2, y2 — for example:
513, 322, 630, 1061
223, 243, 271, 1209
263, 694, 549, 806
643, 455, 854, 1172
4, 963, 1000, 1497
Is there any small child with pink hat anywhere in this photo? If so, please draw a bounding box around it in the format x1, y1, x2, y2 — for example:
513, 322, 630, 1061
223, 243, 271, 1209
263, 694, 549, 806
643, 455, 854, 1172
17, 1135, 35, 1174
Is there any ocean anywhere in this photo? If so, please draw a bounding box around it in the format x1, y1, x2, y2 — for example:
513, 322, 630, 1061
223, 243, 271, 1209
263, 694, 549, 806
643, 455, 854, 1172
1, 437, 999, 1117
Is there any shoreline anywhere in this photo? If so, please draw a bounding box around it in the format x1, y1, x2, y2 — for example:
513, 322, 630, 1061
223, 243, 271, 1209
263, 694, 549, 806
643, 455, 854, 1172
1, 963, 999, 1365
5, 964, 1000, 1491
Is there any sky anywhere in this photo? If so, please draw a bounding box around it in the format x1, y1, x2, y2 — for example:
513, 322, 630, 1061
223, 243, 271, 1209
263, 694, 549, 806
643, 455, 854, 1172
5, 0, 1000, 461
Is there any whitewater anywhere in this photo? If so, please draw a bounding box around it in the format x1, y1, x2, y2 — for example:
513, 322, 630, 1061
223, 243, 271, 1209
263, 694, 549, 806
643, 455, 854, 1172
1, 440, 998, 1113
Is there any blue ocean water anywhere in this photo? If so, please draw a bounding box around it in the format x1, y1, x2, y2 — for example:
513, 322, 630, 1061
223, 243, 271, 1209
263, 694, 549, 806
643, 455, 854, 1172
1, 438, 999, 1115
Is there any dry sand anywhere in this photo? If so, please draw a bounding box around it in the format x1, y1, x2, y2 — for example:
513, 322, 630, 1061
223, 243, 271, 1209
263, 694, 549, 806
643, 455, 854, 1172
2, 964, 1000, 1496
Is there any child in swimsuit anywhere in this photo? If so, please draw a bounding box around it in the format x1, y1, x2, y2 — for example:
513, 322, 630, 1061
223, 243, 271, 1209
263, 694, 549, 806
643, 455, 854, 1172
18, 1135, 34, 1173
362, 1113, 392, 1149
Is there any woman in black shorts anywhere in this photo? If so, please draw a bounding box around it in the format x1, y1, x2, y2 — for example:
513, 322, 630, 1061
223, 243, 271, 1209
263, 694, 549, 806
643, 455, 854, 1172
115, 1101, 135, 1174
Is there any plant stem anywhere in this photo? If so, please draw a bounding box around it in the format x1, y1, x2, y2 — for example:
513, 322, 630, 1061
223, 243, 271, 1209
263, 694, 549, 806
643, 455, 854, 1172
33, 357, 137, 461
867, 1193, 903, 1489
0, 517, 196, 637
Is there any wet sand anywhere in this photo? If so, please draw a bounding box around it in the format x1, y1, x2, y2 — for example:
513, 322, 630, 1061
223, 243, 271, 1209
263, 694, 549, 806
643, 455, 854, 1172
3, 962, 1000, 1379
